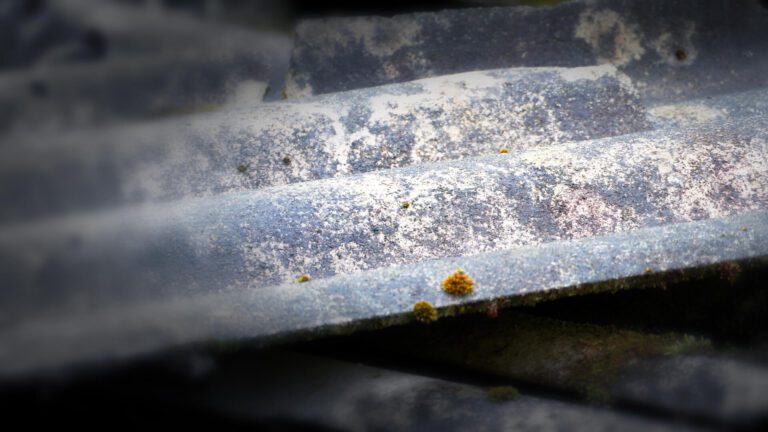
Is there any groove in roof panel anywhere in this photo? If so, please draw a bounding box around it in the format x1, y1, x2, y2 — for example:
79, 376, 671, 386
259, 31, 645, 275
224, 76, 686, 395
1, 0, 286, 68
187, 351, 699, 431
356, 312, 768, 423
0, 39, 291, 136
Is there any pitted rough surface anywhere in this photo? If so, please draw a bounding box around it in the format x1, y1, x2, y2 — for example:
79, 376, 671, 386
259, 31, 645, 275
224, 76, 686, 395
0, 65, 649, 223
173, 115, 765, 284
2, 0, 768, 386
287, 0, 768, 102
0, 115, 765, 324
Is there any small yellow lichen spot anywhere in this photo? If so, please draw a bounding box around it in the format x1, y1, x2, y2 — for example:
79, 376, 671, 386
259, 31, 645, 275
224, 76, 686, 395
237, 164, 247, 173
442, 268, 475, 296
499, 147, 509, 154
644, 267, 653, 274
413, 300, 437, 323
401, 201, 411, 209
297, 274, 311, 283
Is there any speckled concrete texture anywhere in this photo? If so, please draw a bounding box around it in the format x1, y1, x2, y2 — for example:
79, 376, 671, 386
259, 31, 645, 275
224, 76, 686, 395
0, 181, 765, 377
0, 65, 649, 223
1, 0, 767, 382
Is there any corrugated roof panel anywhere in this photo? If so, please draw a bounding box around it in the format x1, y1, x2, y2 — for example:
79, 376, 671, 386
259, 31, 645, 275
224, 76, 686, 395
0, 0, 766, 394
0, 65, 649, 222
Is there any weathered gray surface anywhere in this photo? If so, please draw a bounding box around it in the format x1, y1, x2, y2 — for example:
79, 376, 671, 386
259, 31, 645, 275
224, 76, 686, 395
1, 0, 283, 68
0, 207, 765, 378
0, 96, 765, 377
0, 0, 292, 130
0, 0, 104, 69
17, 112, 768, 290
0, 65, 649, 223
0, 0, 293, 136
1, 114, 765, 315
1, 1, 767, 401
614, 355, 768, 424
0, 51, 281, 136
182, 350, 701, 431
287, 0, 768, 102
647, 86, 768, 129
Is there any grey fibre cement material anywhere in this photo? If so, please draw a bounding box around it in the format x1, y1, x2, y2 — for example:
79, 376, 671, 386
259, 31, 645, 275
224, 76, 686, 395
1, 114, 766, 319
0, 181, 765, 377
647, 86, 768, 129
1, 0, 768, 382
0, 135, 768, 377
0, 40, 290, 136
286, 0, 768, 102
0, 65, 649, 223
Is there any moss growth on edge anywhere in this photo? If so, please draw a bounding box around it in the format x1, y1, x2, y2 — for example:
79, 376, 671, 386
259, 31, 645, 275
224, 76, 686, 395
413, 300, 438, 323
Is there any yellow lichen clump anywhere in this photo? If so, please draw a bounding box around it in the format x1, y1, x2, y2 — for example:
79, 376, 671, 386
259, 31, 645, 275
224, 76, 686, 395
442, 269, 475, 296
413, 300, 437, 323
297, 274, 311, 283
499, 147, 509, 154
401, 201, 411, 209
